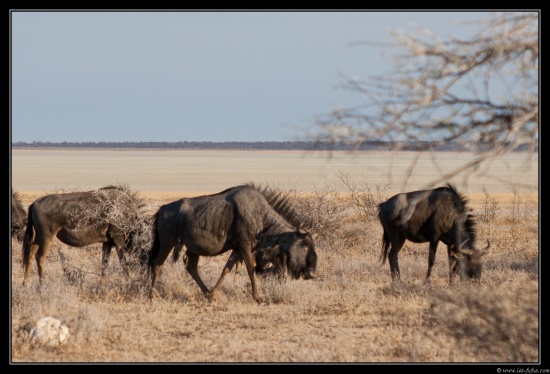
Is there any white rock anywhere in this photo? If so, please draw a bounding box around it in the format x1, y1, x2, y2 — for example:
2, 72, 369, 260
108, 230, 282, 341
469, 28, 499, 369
30, 316, 69, 347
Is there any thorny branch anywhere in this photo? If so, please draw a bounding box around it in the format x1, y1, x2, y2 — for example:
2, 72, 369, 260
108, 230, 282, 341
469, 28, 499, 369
310, 12, 538, 189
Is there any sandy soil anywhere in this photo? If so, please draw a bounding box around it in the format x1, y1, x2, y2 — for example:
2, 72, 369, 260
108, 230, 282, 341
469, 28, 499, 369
11, 149, 538, 197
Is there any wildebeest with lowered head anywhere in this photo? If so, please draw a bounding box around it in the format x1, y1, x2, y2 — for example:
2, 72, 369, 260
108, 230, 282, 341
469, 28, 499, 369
148, 183, 317, 303
22, 185, 148, 285
12, 188, 27, 243
378, 182, 490, 285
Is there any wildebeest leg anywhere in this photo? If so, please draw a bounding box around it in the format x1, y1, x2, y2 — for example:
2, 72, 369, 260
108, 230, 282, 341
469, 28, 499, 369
34, 236, 54, 285
101, 243, 112, 276
115, 245, 129, 275
424, 240, 439, 286
149, 242, 176, 299
23, 241, 40, 285
210, 250, 242, 300
278, 252, 288, 278
110, 229, 129, 275
184, 251, 211, 297
241, 245, 262, 304
447, 245, 458, 286
388, 236, 405, 283
234, 255, 244, 280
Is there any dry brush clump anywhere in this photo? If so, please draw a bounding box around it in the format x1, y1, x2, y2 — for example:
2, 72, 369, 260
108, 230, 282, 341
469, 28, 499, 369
337, 171, 392, 222
425, 285, 538, 362
282, 182, 349, 240
480, 185, 500, 224
75, 184, 154, 271
11, 188, 27, 243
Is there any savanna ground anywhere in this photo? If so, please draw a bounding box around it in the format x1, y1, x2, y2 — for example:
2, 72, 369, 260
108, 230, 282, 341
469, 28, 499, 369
10, 150, 540, 364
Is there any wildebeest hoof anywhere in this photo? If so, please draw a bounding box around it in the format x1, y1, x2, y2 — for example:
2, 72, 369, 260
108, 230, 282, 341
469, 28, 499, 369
149, 288, 160, 300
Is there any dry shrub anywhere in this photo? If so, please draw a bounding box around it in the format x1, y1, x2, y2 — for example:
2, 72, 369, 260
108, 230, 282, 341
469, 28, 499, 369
337, 171, 392, 222
70, 305, 104, 346
259, 276, 302, 305
425, 285, 538, 362
77, 184, 154, 267
285, 182, 349, 241
480, 185, 499, 224
12, 277, 79, 321
12, 275, 80, 355
83, 270, 150, 303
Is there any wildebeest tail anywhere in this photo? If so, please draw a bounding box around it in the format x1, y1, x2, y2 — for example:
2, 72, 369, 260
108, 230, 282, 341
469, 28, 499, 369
22, 204, 35, 270
147, 212, 161, 267
380, 230, 390, 264
172, 241, 185, 263
378, 208, 390, 264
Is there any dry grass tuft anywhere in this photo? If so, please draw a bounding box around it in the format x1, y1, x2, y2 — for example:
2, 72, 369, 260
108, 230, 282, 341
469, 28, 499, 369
426, 285, 538, 362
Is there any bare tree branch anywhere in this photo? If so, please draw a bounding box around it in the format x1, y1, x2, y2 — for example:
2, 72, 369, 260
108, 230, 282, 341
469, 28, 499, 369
309, 12, 538, 186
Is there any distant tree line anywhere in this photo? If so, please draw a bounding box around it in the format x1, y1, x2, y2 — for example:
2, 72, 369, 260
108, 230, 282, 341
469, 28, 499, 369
11, 141, 533, 152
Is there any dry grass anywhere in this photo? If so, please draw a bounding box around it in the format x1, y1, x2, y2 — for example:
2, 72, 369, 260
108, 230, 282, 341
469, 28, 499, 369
11, 186, 539, 363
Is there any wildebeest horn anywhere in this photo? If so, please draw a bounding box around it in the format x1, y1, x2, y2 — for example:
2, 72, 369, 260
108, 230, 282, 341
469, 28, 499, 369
458, 248, 473, 255
261, 262, 273, 270
478, 240, 491, 255
456, 238, 472, 255
296, 223, 308, 235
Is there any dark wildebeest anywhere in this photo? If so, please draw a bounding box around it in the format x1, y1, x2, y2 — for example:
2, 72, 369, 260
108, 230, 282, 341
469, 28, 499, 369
12, 189, 27, 243
148, 183, 317, 303
22, 185, 147, 285
378, 182, 490, 285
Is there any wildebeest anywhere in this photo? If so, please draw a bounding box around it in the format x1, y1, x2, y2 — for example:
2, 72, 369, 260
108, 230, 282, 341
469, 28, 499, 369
22, 185, 148, 285
12, 188, 27, 243
378, 182, 490, 285
148, 183, 317, 303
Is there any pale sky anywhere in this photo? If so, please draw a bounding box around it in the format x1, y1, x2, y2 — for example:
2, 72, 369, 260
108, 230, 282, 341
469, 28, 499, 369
10, 10, 493, 143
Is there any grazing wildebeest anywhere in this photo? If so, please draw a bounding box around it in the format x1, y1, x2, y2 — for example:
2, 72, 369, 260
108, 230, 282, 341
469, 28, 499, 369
22, 185, 148, 285
378, 182, 490, 285
148, 183, 317, 303
12, 189, 27, 243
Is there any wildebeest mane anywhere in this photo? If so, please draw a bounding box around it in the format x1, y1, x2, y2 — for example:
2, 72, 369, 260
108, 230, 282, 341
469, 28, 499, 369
245, 183, 306, 229
441, 182, 476, 242
195, 183, 307, 230
464, 213, 477, 243
442, 182, 469, 210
